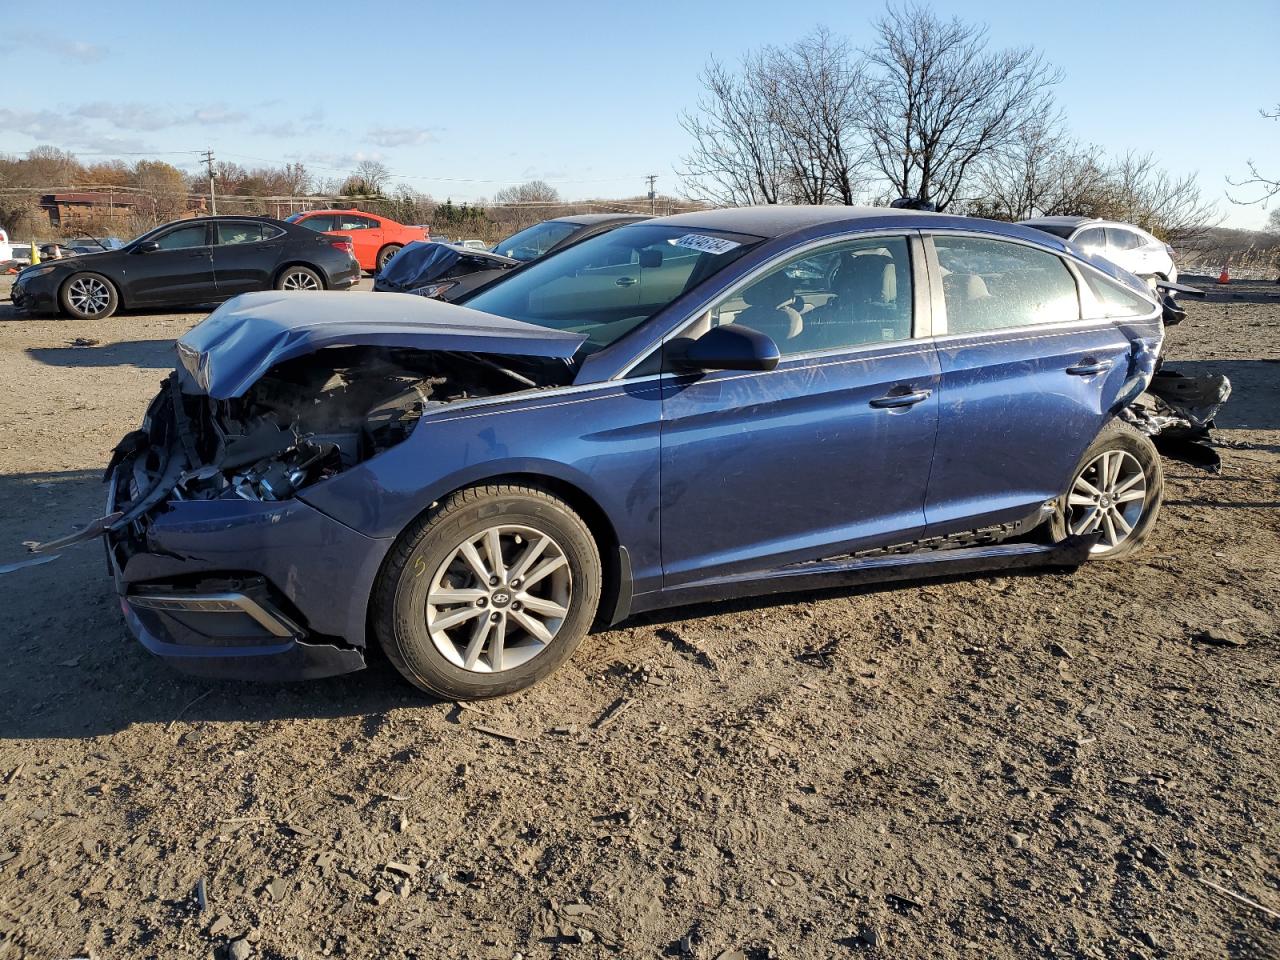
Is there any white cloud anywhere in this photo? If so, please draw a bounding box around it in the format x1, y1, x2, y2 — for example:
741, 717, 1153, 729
367, 126, 436, 148
73, 102, 246, 132
0, 31, 107, 63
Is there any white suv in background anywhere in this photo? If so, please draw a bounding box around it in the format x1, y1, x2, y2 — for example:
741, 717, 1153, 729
1019, 216, 1178, 284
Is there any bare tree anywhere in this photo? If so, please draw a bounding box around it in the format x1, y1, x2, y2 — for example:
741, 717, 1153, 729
681, 30, 873, 206
492, 180, 560, 205
342, 159, 392, 197
972, 120, 1111, 220
758, 28, 870, 204
862, 4, 1061, 211
1104, 152, 1217, 243
1227, 104, 1280, 206
679, 58, 787, 205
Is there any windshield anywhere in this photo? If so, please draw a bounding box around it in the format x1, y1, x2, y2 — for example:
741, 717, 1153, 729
464, 224, 762, 357
492, 220, 579, 261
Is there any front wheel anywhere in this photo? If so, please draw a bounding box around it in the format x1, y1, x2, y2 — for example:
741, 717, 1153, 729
376, 244, 402, 271
373, 484, 602, 699
275, 265, 323, 291
1051, 420, 1163, 560
60, 272, 119, 319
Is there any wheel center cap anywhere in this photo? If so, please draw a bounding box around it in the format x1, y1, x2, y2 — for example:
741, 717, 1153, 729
490, 589, 512, 608
1099, 493, 1113, 508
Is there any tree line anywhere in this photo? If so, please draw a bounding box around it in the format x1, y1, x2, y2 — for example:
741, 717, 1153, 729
680, 4, 1216, 241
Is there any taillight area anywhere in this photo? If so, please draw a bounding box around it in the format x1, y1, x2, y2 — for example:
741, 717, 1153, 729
331, 239, 355, 257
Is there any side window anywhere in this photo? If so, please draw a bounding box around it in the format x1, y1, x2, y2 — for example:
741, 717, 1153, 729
216, 222, 262, 245
934, 236, 1079, 334
1075, 227, 1106, 249
297, 214, 334, 232
154, 224, 208, 250
1106, 227, 1143, 251
261, 224, 285, 241
336, 214, 376, 231
1082, 272, 1155, 318
707, 236, 913, 356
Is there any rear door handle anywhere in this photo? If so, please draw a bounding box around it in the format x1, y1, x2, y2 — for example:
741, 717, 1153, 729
869, 388, 932, 409
1066, 358, 1114, 376
615, 276, 638, 287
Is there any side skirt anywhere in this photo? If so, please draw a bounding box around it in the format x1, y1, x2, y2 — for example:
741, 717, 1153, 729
629, 536, 1096, 616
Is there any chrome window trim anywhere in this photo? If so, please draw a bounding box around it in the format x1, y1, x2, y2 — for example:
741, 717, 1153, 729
613, 228, 924, 380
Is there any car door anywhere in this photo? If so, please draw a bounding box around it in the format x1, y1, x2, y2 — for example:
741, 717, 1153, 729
211, 221, 285, 296
128, 222, 216, 305
334, 213, 381, 270
922, 232, 1135, 536
658, 232, 940, 587
1105, 226, 1148, 276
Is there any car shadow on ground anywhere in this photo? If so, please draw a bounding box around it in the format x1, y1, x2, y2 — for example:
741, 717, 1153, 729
1163, 358, 1280, 432
26, 338, 180, 370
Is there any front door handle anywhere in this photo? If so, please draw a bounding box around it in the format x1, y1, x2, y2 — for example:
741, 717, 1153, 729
615, 276, 638, 287
1066, 358, 1114, 376
869, 388, 932, 409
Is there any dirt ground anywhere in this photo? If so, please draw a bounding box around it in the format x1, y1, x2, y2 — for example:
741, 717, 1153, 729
0, 275, 1276, 960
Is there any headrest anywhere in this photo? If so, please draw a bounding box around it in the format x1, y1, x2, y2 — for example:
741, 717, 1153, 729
740, 269, 797, 307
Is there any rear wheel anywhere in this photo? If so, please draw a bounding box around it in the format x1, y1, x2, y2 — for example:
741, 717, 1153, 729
60, 272, 118, 319
374, 484, 602, 699
276, 265, 323, 291
376, 244, 402, 271
1051, 420, 1163, 560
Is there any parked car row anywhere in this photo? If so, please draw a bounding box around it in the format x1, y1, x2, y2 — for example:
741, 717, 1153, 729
10, 216, 360, 319
28, 204, 1226, 704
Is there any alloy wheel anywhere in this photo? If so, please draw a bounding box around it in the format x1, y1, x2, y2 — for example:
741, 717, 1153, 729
281, 271, 319, 291
1066, 449, 1148, 554
67, 276, 111, 316
425, 524, 572, 673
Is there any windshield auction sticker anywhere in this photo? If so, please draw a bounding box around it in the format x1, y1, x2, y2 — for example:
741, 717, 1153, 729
672, 234, 742, 255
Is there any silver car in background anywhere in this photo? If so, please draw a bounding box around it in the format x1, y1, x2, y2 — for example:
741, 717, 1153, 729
1019, 216, 1178, 284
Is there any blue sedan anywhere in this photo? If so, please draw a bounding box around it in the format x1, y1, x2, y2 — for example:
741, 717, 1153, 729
54, 207, 1171, 699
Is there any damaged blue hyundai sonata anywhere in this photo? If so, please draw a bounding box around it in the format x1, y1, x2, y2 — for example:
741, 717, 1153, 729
33, 207, 1194, 699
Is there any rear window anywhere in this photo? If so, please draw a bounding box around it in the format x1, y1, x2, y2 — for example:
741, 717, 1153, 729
1082, 271, 1155, 318
293, 214, 335, 232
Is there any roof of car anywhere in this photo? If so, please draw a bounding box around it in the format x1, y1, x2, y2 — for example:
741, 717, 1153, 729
648, 204, 1061, 243
1018, 215, 1096, 228
296, 209, 386, 218
554, 213, 651, 226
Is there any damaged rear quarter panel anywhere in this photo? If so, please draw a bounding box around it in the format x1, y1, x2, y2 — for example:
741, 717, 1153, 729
297, 379, 666, 595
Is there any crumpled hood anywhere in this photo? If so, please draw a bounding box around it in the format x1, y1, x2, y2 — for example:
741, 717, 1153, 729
376, 240, 516, 291
177, 291, 586, 399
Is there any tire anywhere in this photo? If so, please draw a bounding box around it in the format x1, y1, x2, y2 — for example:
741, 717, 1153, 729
59, 272, 119, 319
376, 244, 402, 271
275, 265, 323, 291
1050, 419, 1163, 561
373, 484, 602, 699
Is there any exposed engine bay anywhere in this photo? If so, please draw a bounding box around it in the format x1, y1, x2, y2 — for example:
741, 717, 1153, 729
25, 348, 566, 554
158, 347, 566, 503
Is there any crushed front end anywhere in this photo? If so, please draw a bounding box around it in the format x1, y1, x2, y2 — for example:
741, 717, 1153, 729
44, 339, 559, 681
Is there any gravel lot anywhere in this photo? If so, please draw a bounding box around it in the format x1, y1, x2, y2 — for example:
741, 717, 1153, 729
0, 276, 1276, 960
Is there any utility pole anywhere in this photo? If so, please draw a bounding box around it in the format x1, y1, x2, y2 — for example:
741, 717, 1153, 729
201, 148, 217, 216
645, 174, 657, 216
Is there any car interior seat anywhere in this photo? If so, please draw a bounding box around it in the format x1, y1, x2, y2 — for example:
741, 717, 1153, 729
797, 253, 908, 350
731, 270, 804, 345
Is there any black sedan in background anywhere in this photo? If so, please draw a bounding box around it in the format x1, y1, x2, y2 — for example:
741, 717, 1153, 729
373, 213, 648, 302
11, 216, 361, 319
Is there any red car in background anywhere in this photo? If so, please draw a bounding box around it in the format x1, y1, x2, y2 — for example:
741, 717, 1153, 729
285, 209, 427, 273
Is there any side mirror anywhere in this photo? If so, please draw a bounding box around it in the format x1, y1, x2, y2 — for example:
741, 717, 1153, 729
135, 240, 161, 253
673, 324, 780, 373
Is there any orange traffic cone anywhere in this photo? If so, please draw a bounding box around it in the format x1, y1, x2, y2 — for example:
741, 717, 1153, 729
1218, 263, 1230, 285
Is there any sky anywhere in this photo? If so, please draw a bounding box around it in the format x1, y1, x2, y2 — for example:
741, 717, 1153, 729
1, 0, 1276, 228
